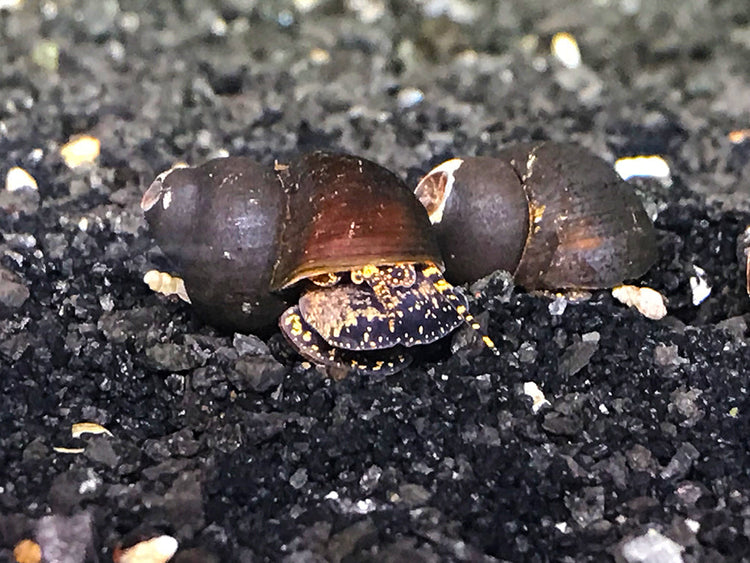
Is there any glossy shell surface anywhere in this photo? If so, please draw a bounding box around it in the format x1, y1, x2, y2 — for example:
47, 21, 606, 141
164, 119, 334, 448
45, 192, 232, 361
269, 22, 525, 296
415, 156, 528, 284
415, 142, 658, 289
272, 152, 443, 289
142, 157, 289, 332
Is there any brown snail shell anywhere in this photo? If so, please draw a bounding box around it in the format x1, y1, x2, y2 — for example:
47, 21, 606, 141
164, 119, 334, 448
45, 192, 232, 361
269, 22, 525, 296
415, 142, 658, 289
272, 152, 442, 289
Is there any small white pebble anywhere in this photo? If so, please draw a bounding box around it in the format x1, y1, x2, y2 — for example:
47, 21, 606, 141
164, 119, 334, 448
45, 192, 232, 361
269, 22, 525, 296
523, 381, 550, 413
144, 270, 191, 303
555, 521, 570, 533
60, 135, 100, 168
309, 47, 330, 64
0, 0, 23, 10
78, 473, 100, 495
40, 0, 57, 19
582, 331, 600, 343
294, 0, 321, 12
612, 285, 667, 320
685, 518, 700, 533
210, 17, 227, 36
195, 129, 212, 149
5, 166, 38, 192
119, 12, 140, 32
28, 148, 44, 163
548, 295, 568, 316
99, 294, 115, 312
456, 49, 478, 65
71, 422, 113, 438
621, 528, 683, 563
107, 40, 126, 62
614, 155, 671, 182
347, 0, 385, 23
689, 265, 711, 306
551, 32, 581, 69
397, 87, 424, 109
117, 535, 178, 563
52, 446, 86, 454
354, 498, 377, 513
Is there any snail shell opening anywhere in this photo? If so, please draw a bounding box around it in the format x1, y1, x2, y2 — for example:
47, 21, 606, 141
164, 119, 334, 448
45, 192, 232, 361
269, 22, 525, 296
415, 158, 463, 225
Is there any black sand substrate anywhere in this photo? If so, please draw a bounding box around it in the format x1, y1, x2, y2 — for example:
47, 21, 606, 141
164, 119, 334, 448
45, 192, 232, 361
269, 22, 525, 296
2, 1, 750, 561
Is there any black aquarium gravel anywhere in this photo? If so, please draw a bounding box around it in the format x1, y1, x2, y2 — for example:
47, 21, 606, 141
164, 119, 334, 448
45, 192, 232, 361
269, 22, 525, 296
2, 1, 750, 562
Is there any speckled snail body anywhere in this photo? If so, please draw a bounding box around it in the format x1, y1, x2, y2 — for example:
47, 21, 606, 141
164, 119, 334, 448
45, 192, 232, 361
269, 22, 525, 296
415, 142, 658, 289
143, 152, 482, 374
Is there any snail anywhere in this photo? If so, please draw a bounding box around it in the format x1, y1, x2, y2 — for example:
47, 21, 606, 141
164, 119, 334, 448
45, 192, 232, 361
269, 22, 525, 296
142, 152, 491, 375
414, 142, 657, 289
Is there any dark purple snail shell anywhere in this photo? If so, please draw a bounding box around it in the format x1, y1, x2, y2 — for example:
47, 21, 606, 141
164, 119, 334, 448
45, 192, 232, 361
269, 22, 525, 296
414, 142, 658, 289
141, 157, 289, 333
